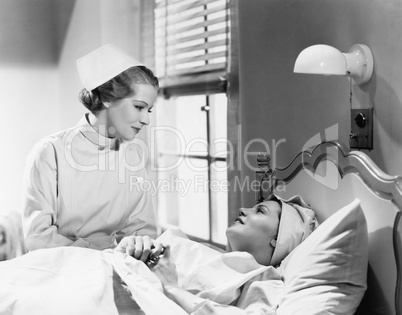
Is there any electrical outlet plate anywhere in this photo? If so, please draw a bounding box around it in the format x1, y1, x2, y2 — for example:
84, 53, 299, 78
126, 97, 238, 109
350, 108, 373, 150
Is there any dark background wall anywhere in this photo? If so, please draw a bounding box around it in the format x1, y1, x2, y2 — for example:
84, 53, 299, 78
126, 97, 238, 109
237, 0, 402, 206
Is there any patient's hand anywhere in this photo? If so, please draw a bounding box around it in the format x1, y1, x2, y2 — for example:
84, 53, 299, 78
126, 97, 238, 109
115, 235, 164, 263
150, 245, 179, 288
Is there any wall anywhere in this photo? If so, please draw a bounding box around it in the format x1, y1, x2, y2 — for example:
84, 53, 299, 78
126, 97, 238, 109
237, 0, 402, 206
0, 0, 148, 215
58, 0, 145, 130
0, 0, 62, 214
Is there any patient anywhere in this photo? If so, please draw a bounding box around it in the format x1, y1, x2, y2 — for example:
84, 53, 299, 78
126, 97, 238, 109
0, 196, 366, 315
115, 195, 318, 314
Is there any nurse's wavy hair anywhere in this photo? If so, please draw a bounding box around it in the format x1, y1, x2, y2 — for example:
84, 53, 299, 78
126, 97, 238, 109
79, 66, 159, 115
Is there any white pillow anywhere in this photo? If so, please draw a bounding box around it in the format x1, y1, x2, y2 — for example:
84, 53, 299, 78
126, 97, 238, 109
276, 198, 368, 315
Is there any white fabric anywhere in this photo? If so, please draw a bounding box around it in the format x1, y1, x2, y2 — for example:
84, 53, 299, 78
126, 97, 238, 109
77, 44, 143, 91
157, 229, 273, 304
109, 250, 188, 315
271, 195, 318, 266
22, 114, 156, 251
192, 277, 282, 315
0, 211, 26, 260
0, 230, 283, 315
111, 228, 283, 314
156, 229, 283, 314
2, 201, 368, 315
276, 198, 368, 315
0, 247, 118, 315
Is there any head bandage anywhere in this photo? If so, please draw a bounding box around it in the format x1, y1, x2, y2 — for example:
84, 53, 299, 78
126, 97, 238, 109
270, 195, 318, 267
76, 44, 143, 91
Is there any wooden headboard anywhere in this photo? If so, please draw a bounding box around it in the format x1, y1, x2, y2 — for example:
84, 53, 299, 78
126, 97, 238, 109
255, 141, 402, 315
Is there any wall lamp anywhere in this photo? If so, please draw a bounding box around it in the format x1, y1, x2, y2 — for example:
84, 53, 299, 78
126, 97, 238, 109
293, 44, 374, 150
293, 44, 374, 86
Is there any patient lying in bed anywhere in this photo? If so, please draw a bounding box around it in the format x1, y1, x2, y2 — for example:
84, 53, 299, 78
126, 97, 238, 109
0, 196, 368, 315
113, 194, 318, 314
115, 195, 368, 315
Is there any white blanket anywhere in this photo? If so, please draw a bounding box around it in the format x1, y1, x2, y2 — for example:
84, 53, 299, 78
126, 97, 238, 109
0, 246, 117, 315
0, 229, 282, 315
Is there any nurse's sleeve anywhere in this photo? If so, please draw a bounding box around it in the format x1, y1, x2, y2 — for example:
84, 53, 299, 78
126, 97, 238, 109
119, 175, 157, 240
22, 141, 91, 251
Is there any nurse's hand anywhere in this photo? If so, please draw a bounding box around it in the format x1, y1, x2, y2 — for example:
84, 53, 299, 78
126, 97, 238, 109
115, 235, 164, 263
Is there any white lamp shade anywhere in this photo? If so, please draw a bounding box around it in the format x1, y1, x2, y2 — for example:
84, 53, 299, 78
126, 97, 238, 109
294, 44, 374, 86
294, 44, 347, 76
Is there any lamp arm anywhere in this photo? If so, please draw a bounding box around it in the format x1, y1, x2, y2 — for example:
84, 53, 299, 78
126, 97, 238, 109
343, 44, 374, 86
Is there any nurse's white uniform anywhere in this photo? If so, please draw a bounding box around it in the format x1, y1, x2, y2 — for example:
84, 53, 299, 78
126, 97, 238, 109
22, 114, 156, 251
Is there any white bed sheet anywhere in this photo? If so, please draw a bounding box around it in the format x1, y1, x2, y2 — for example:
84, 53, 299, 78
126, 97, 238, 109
0, 246, 117, 315
0, 229, 281, 315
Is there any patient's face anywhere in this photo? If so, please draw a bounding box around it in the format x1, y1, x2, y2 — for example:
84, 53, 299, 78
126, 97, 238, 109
226, 200, 281, 265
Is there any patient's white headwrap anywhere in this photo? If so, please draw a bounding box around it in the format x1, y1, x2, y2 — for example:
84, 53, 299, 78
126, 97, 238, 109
76, 44, 143, 91
270, 195, 318, 267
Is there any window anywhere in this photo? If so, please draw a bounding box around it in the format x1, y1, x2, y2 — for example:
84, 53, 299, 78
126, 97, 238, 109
154, 0, 229, 96
154, 94, 228, 245
153, 0, 230, 247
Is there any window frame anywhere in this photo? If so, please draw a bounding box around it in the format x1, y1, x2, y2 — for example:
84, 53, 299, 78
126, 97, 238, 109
147, 0, 240, 248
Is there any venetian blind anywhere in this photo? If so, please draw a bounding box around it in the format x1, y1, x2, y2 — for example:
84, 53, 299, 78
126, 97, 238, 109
155, 0, 229, 97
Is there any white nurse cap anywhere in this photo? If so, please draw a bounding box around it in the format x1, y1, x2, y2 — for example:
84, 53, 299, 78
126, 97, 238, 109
76, 44, 143, 91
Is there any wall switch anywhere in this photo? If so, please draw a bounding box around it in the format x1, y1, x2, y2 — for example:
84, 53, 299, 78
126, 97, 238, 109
350, 108, 373, 150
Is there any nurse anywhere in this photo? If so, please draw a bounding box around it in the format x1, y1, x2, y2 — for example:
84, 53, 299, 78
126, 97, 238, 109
22, 44, 159, 251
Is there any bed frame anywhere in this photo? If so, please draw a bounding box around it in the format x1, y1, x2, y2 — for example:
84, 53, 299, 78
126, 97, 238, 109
255, 141, 401, 315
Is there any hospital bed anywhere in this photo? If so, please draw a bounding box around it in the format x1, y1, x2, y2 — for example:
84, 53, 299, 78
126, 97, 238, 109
0, 141, 401, 314
256, 141, 401, 315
